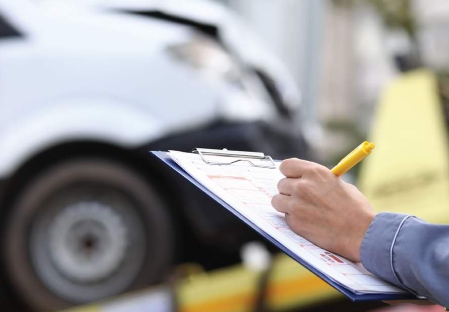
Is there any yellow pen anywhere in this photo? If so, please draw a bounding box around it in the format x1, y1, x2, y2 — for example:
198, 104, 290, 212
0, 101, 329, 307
331, 141, 375, 176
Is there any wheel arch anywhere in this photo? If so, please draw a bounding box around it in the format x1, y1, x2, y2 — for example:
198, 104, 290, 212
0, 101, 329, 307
0, 140, 188, 238
0, 98, 168, 179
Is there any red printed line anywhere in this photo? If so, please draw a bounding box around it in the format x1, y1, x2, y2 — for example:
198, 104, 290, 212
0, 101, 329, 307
325, 252, 344, 263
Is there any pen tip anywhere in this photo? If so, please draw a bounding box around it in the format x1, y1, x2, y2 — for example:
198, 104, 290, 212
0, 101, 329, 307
366, 142, 375, 153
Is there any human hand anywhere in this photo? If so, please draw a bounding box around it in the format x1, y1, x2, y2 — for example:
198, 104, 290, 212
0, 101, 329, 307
271, 158, 376, 262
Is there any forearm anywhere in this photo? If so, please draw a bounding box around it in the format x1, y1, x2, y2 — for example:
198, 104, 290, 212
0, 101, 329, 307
361, 212, 449, 307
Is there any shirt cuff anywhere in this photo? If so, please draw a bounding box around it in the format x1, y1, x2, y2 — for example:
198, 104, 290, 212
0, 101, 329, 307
360, 212, 412, 289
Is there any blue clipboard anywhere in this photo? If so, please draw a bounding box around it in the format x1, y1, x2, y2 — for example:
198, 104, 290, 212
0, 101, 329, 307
152, 151, 417, 302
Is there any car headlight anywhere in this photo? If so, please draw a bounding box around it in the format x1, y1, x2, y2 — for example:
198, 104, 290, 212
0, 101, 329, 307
167, 35, 278, 122
167, 35, 243, 86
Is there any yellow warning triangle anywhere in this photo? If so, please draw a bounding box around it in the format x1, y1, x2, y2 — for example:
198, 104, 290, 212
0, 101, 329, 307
358, 70, 449, 224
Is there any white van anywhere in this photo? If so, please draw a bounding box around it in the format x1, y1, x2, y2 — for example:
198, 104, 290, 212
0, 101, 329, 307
0, 0, 308, 310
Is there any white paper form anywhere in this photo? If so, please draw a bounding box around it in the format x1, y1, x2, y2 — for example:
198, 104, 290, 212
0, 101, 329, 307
168, 151, 406, 294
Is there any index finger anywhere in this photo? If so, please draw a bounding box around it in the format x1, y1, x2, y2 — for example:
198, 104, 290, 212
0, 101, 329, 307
279, 158, 314, 178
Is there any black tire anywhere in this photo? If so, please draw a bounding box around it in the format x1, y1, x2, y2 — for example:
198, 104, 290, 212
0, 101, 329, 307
3, 158, 174, 311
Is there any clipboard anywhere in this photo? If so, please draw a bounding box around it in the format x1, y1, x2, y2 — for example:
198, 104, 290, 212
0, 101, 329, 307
151, 150, 418, 302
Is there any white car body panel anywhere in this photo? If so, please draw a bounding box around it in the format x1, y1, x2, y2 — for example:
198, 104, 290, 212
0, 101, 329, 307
0, 100, 166, 176
0, 0, 297, 177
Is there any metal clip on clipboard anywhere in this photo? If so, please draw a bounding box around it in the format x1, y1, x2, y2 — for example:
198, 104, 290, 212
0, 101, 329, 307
193, 148, 276, 169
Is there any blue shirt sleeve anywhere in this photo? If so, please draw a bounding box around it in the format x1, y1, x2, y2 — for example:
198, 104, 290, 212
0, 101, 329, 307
360, 212, 449, 307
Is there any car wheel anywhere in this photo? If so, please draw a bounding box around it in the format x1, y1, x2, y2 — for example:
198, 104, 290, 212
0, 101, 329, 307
3, 158, 174, 311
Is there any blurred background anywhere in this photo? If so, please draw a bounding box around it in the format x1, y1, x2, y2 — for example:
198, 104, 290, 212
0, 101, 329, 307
0, 0, 448, 311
